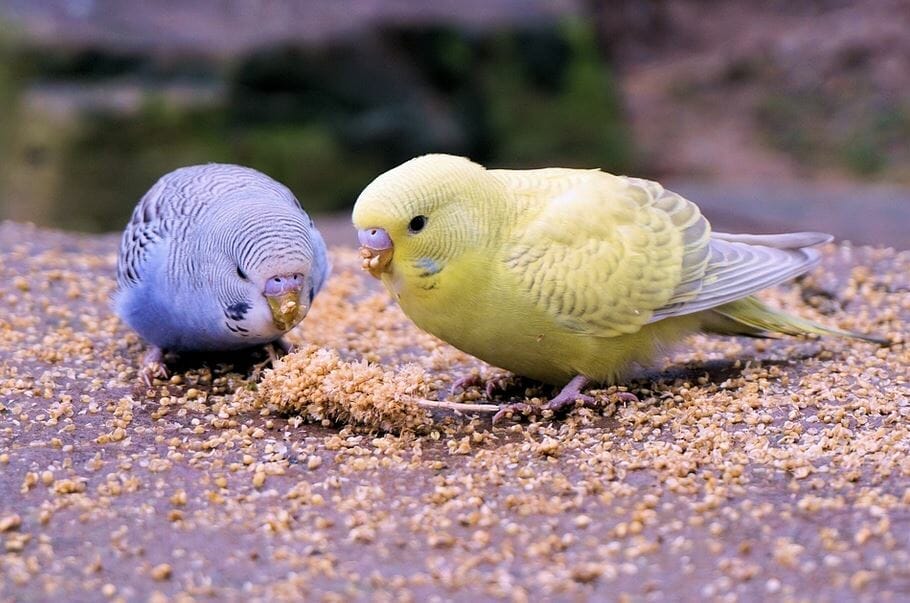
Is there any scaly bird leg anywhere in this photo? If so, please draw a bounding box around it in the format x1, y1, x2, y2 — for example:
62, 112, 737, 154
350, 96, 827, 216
250, 338, 293, 380
492, 375, 639, 424
542, 375, 597, 413
140, 347, 169, 387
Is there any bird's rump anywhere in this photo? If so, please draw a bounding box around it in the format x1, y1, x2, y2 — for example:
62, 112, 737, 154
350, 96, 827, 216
649, 231, 831, 322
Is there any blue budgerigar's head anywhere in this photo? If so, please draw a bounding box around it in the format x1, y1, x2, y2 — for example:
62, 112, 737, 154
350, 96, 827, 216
206, 204, 329, 345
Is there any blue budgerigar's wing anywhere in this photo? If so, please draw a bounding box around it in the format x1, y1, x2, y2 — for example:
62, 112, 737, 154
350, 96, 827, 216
116, 178, 174, 289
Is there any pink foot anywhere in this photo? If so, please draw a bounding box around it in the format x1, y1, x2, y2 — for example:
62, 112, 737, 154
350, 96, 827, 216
140, 347, 169, 387
452, 373, 515, 399
492, 402, 535, 425
273, 337, 293, 356
250, 339, 292, 380
492, 375, 639, 425
452, 373, 482, 393
541, 375, 595, 413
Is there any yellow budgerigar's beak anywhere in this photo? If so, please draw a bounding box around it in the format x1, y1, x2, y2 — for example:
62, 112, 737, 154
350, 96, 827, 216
358, 227, 394, 279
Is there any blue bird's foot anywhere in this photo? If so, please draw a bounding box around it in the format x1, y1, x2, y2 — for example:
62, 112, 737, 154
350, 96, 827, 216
273, 337, 294, 356
140, 347, 169, 387
249, 339, 293, 381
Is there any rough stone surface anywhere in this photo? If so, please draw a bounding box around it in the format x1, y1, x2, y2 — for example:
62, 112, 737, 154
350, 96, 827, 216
1, 220, 908, 602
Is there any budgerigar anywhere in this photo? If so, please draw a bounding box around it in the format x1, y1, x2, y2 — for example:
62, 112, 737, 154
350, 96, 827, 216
115, 164, 330, 384
352, 154, 884, 422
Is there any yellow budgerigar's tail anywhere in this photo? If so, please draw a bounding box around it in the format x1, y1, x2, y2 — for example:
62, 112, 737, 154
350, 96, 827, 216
704, 296, 889, 345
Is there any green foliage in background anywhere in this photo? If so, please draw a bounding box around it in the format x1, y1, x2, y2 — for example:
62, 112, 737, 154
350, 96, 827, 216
0, 26, 21, 176
58, 101, 383, 231
483, 21, 632, 171
0, 20, 634, 232
756, 92, 910, 178
61, 101, 229, 231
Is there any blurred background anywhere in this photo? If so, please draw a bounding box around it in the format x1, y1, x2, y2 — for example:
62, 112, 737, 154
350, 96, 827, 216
0, 0, 907, 246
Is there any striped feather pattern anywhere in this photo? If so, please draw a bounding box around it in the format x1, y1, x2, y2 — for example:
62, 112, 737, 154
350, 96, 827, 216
114, 163, 329, 352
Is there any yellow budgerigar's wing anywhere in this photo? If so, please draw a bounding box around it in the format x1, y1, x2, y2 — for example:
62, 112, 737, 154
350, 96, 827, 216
502, 171, 834, 338
501, 173, 712, 337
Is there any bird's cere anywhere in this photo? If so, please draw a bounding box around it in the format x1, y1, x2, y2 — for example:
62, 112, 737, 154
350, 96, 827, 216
264, 273, 304, 297
358, 227, 393, 250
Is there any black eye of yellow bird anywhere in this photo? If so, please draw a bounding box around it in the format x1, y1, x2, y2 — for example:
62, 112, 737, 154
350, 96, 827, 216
408, 215, 427, 234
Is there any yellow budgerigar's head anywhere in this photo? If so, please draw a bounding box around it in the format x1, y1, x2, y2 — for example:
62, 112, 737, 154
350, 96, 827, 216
352, 154, 503, 284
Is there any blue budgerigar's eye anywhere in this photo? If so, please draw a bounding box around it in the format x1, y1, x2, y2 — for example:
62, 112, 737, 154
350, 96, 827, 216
236, 266, 248, 280
408, 215, 427, 234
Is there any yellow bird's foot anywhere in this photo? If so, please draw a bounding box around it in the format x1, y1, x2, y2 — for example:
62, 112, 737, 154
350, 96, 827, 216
544, 389, 639, 414
539, 374, 596, 415
542, 375, 639, 414
452, 372, 517, 399
492, 375, 639, 424
140, 347, 169, 387
491, 402, 536, 425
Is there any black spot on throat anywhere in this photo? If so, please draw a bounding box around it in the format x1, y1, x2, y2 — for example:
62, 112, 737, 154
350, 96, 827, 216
225, 301, 252, 321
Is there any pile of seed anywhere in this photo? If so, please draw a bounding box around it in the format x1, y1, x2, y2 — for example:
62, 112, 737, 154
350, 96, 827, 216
255, 345, 439, 432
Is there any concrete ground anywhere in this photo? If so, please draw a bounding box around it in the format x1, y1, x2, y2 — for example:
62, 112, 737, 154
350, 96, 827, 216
0, 212, 908, 602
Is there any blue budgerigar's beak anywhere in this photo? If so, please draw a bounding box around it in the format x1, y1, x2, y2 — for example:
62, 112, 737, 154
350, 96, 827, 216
358, 227, 394, 279
264, 273, 308, 331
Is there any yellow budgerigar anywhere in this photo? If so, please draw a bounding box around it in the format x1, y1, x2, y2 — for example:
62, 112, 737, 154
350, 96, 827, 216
352, 154, 885, 422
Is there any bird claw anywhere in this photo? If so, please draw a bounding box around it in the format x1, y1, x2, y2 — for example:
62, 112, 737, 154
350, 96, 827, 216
491, 372, 639, 425
249, 340, 290, 381
543, 391, 598, 414
140, 348, 169, 387
611, 391, 640, 404
491, 393, 595, 425
492, 402, 536, 425
273, 337, 294, 356
451, 373, 482, 393
452, 373, 516, 398
544, 390, 638, 413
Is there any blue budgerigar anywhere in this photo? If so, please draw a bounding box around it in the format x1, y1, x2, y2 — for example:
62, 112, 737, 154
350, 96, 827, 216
114, 164, 330, 384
